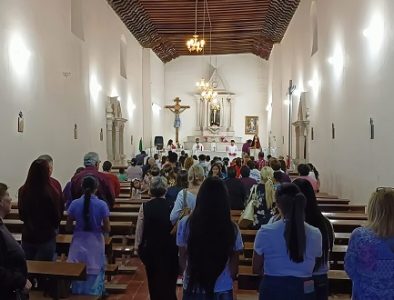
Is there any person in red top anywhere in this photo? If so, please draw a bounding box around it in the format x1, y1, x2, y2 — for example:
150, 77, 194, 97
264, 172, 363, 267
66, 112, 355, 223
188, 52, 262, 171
102, 161, 120, 197
18, 159, 64, 262
71, 152, 115, 209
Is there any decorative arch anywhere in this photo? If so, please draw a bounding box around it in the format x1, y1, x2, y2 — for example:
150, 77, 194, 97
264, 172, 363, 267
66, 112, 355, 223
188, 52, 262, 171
106, 96, 128, 165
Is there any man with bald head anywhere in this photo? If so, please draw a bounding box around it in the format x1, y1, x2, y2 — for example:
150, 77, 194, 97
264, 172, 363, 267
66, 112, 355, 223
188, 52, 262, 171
70, 152, 115, 209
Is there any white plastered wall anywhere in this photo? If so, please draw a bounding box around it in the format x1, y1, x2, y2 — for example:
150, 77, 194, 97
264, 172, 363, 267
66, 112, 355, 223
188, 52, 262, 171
0, 0, 164, 195
164, 54, 270, 147
268, 0, 393, 204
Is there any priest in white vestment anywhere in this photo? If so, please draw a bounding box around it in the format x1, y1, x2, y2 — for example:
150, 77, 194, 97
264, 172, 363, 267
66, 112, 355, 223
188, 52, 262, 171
192, 138, 204, 154
227, 140, 238, 158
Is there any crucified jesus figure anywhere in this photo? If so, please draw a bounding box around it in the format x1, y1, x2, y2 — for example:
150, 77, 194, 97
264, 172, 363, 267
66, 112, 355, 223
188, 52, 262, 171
165, 97, 190, 144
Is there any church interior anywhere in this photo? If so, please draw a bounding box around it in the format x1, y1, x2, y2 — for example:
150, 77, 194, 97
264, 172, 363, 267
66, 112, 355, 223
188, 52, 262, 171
1, 0, 393, 299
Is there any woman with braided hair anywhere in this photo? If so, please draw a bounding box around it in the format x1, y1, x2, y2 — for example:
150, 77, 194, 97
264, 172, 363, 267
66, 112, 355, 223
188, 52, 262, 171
66, 176, 110, 296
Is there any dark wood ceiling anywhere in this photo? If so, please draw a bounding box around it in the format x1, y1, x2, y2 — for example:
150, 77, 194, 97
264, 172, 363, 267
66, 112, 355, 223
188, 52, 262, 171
107, 0, 300, 63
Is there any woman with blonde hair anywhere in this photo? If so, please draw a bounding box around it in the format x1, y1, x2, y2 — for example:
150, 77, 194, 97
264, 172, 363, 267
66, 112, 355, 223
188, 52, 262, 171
345, 188, 394, 299
248, 166, 275, 229
170, 164, 205, 224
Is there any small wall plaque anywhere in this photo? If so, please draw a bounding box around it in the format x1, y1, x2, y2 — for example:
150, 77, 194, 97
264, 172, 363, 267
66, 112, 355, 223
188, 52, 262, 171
74, 124, 78, 140
370, 118, 374, 139
17, 111, 24, 133
331, 123, 335, 139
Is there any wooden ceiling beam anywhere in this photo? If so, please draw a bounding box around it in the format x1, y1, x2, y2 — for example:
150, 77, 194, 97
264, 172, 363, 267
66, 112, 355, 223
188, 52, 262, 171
107, 0, 300, 63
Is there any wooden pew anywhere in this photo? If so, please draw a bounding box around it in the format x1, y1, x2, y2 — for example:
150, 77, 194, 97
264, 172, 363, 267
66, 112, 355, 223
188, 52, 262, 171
3, 219, 133, 236
330, 219, 366, 232
335, 232, 351, 244
237, 265, 351, 293
316, 193, 339, 199
316, 198, 350, 205
323, 212, 367, 220
7, 209, 139, 223
27, 260, 86, 300
12, 233, 113, 259
318, 204, 366, 213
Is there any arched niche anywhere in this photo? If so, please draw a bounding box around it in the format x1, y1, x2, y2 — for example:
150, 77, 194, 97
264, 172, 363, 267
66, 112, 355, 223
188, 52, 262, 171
106, 96, 128, 165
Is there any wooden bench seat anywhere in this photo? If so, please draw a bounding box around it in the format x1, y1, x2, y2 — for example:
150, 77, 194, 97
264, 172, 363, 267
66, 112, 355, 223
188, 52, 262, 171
105, 264, 119, 276
316, 198, 350, 205
335, 232, 351, 244
105, 283, 128, 294
4, 219, 133, 236
330, 219, 366, 232
318, 204, 366, 213
323, 212, 367, 220
29, 291, 99, 300
237, 266, 351, 292
7, 209, 139, 222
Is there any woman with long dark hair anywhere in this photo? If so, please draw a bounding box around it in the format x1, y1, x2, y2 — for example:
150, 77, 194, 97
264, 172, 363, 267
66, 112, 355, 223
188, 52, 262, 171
252, 183, 322, 299
293, 178, 334, 300
208, 162, 223, 179
18, 159, 63, 262
177, 177, 243, 299
66, 176, 110, 296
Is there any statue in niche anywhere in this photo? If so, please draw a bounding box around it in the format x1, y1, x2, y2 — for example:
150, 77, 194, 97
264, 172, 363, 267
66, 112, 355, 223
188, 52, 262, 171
210, 104, 221, 127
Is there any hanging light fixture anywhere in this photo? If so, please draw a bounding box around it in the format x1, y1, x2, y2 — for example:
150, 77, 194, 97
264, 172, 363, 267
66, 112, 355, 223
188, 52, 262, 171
194, 0, 218, 103
187, 0, 205, 53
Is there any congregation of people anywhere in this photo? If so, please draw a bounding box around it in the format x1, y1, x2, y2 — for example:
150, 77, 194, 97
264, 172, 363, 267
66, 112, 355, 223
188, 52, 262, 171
0, 142, 394, 299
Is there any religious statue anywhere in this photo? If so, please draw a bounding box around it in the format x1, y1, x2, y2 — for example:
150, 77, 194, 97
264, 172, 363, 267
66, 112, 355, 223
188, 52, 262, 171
210, 104, 221, 127
165, 97, 190, 143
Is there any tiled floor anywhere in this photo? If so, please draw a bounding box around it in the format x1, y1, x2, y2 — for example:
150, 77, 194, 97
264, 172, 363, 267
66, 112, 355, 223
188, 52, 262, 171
106, 258, 350, 300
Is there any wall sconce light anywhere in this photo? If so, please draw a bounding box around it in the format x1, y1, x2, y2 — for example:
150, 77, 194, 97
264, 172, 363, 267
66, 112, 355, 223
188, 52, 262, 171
363, 14, 384, 54
9, 35, 31, 75
328, 45, 344, 77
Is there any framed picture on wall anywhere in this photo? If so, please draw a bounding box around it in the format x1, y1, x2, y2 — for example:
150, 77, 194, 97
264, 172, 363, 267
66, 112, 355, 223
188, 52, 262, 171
245, 116, 259, 135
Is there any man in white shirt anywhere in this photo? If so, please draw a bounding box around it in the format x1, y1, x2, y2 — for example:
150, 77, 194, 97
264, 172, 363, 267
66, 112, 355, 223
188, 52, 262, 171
192, 138, 204, 153
227, 139, 238, 157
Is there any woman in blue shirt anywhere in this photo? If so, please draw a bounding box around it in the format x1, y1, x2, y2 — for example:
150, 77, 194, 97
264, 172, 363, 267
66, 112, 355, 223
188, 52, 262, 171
345, 188, 394, 299
293, 178, 334, 300
177, 177, 243, 299
66, 176, 110, 296
252, 183, 322, 299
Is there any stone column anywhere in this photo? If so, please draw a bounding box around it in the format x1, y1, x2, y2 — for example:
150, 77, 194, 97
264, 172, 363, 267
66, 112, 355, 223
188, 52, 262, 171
227, 97, 234, 131
114, 120, 120, 163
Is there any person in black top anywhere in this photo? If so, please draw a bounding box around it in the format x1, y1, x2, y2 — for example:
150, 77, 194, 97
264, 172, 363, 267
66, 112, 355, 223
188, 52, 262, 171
224, 166, 247, 210
136, 176, 178, 300
0, 183, 31, 300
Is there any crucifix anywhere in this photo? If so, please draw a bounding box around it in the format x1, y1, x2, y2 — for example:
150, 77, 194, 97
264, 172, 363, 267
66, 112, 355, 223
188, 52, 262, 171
165, 97, 190, 144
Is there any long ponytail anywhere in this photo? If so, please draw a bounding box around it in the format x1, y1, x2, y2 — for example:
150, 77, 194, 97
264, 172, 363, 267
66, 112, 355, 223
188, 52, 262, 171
81, 176, 98, 232
277, 183, 307, 263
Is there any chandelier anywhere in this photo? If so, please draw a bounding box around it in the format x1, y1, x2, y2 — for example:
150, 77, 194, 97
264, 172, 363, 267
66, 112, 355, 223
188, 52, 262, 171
201, 84, 218, 102
186, 0, 205, 53
196, 78, 210, 90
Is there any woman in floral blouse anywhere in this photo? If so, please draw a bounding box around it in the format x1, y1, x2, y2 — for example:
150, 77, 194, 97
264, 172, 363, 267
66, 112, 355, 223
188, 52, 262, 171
345, 187, 394, 299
